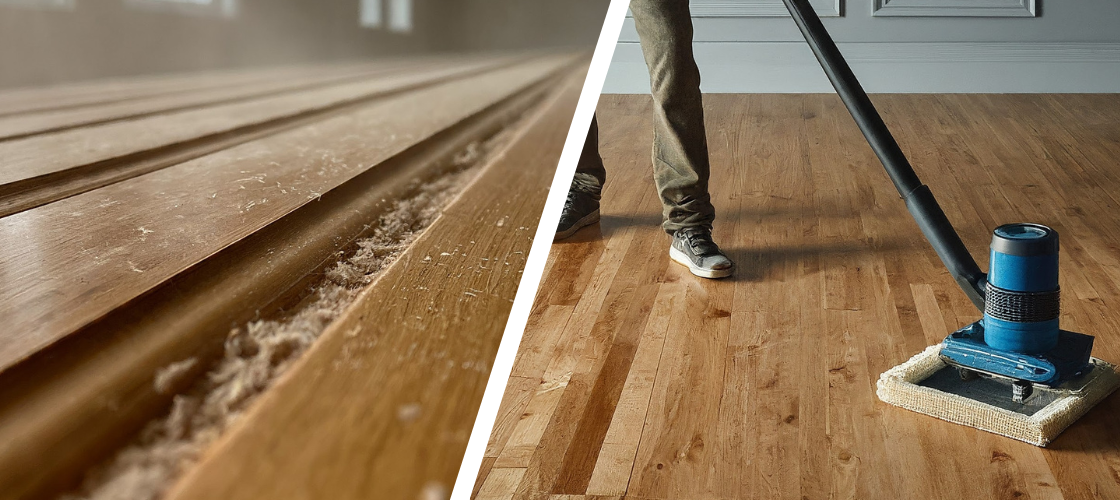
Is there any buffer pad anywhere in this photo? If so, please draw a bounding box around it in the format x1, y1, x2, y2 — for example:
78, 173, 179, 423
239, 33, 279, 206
876, 345, 1120, 446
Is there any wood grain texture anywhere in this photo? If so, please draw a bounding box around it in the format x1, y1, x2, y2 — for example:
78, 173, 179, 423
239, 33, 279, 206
163, 62, 589, 500
0, 55, 570, 374
0, 55, 513, 190
0, 63, 375, 118
0, 62, 413, 141
0, 62, 563, 500
476, 94, 1120, 500
0, 58, 519, 220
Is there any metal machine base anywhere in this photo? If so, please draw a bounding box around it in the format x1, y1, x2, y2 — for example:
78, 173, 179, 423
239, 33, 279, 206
939, 321, 1094, 400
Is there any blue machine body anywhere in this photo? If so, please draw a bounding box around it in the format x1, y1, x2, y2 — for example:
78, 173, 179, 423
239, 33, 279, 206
984, 225, 1061, 354
940, 323, 1093, 386
939, 224, 1094, 387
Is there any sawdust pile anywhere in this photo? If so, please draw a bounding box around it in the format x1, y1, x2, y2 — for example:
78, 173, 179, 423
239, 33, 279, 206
62, 146, 485, 500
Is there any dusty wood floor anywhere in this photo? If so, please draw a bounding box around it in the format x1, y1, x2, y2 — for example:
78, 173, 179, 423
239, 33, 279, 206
475, 93, 1120, 500
164, 63, 590, 500
0, 54, 583, 500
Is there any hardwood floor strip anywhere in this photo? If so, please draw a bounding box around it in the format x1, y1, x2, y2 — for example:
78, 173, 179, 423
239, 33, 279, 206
0, 57, 570, 500
485, 374, 547, 467
0, 63, 496, 219
0, 61, 425, 141
474, 457, 500, 499
0, 55, 573, 375
163, 61, 589, 500
584, 281, 677, 496
496, 368, 576, 469
478, 468, 530, 500
506, 102, 657, 499
0, 58, 503, 189
0, 63, 378, 118
485, 212, 644, 492
0, 56, 524, 218
550, 262, 660, 493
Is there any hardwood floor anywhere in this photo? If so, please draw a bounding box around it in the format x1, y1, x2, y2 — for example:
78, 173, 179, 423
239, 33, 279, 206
165, 63, 590, 500
0, 55, 560, 373
474, 94, 1120, 500
0, 56, 517, 217
0, 62, 414, 140
0, 54, 584, 500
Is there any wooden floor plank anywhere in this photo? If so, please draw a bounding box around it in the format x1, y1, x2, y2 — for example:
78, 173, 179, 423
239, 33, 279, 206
585, 281, 676, 496
0, 55, 571, 374
0, 63, 379, 118
0, 55, 512, 192
0, 58, 529, 219
162, 61, 590, 500
0, 61, 422, 141
479, 93, 1120, 499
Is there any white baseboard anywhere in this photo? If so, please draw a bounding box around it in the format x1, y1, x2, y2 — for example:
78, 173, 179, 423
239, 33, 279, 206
604, 42, 1120, 93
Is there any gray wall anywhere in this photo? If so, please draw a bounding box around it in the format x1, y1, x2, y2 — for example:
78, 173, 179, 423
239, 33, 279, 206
604, 0, 1120, 93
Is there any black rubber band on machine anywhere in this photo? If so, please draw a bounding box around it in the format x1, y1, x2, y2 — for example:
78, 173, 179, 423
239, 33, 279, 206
984, 283, 1061, 323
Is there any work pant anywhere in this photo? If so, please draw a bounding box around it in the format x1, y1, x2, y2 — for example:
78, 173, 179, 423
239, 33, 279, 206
573, 0, 714, 234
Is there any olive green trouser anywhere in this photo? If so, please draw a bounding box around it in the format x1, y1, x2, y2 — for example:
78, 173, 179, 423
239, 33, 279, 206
573, 0, 714, 234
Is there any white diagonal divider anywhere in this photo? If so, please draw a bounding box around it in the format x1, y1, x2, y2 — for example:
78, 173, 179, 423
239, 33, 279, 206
450, 1, 633, 498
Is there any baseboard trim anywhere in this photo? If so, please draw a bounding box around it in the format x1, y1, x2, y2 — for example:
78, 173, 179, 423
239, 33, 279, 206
604, 42, 1120, 93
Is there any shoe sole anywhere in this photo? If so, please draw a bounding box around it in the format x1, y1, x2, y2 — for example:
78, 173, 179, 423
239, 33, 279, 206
669, 246, 733, 279
553, 209, 600, 241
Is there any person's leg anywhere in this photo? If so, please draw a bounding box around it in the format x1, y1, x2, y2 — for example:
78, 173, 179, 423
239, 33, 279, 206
555, 114, 604, 241
630, 0, 715, 234
631, 0, 731, 278
572, 114, 606, 197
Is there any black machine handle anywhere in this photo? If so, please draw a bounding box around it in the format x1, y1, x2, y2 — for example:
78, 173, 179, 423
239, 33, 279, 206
780, 0, 987, 310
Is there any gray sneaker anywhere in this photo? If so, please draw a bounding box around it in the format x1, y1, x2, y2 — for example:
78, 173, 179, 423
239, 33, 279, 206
554, 190, 600, 241
669, 227, 734, 278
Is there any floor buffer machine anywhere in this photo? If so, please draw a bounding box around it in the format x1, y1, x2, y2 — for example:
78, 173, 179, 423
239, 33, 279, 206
780, 0, 1120, 445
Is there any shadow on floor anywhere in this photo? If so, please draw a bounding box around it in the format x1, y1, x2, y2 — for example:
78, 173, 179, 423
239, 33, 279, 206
553, 211, 919, 286
550, 213, 662, 243
724, 238, 916, 283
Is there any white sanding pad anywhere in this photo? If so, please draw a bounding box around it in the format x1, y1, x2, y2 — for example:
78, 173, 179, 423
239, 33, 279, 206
877, 344, 1120, 447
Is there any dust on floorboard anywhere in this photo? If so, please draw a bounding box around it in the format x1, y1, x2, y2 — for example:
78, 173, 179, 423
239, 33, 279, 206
58, 135, 508, 500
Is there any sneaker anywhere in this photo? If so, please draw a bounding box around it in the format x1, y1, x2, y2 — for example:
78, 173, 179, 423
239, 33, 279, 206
554, 190, 600, 241
669, 227, 734, 278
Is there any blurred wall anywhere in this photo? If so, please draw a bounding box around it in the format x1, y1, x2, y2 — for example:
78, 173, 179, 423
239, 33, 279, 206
432, 0, 610, 51
0, 0, 610, 89
0, 0, 437, 88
